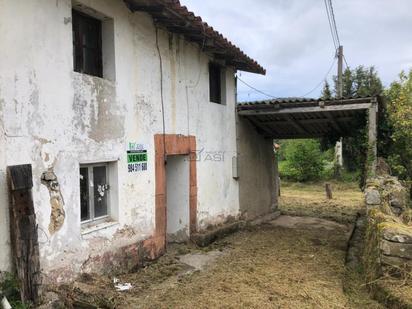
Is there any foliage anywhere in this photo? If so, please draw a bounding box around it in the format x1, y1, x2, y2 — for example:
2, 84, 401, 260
384, 70, 412, 180
0, 273, 27, 309
278, 139, 325, 182
321, 80, 332, 100
333, 66, 383, 98
321, 65, 384, 185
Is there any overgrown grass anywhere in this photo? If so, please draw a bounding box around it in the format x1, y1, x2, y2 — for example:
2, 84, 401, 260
279, 180, 364, 223
0, 273, 27, 309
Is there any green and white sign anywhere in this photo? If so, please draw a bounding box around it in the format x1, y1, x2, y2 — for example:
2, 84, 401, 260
127, 142, 147, 172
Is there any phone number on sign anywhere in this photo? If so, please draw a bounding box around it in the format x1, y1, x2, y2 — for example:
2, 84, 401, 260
128, 163, 147, 172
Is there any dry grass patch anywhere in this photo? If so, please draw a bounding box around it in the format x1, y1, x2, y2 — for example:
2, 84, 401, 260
62, 222, 381, 308
279, 181, 364, 223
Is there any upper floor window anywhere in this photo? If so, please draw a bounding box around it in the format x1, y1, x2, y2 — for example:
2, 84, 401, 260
72, 9, 103, 78
209, 63, 226, 104
209, 63, 222, 104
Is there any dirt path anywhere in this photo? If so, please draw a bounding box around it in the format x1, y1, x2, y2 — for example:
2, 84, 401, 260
65, 215, 382, 308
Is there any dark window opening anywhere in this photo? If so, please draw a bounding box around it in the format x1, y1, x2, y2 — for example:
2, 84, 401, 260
80, 164, 110, 223
80, 167, 89, 221
72, 9, 103, 77
209, 63, 222, 104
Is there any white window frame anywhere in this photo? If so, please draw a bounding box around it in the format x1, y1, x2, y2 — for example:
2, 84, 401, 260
80, 163, 111, 227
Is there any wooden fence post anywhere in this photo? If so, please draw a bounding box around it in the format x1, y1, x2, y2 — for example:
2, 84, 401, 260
7, 164, 40, 304
325, 183, 333, 199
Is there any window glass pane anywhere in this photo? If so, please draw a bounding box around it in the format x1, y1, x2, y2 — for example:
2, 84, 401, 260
72, 9, 102, 77
82, 22, 99, 48
209, 63, 221, 103
80, 167, 90, 221
83, 48, 100, 76
93, 166, 108, 218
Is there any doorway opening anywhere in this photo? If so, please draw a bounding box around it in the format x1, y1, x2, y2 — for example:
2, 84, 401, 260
166, 155, 190, 243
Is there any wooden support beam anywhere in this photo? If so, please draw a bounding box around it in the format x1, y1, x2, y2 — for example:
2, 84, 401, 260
247, 117, 275, 137
166, 26, 202, 35
260, 116, 353, 126
238, 102, 373, 116
7, 164, 40, 305
325, 112, 344, 133
284, 114, 309, 135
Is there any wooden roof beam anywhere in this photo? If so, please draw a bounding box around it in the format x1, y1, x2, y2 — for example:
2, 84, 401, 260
284, 115, 309, 135
247, 117, 276, 137
260, 116, 353, 126
238, 102, 373, 116
325, 112, 344, 133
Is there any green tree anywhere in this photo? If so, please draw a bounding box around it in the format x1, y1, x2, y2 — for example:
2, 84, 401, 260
332, 66, 382, 98
278, 139, 325, 182
321, 80, 332, 100
385, 70, 412, 180
324, 66, 384, 181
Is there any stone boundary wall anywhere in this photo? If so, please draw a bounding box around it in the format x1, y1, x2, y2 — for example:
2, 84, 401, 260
364, 173, 412, 279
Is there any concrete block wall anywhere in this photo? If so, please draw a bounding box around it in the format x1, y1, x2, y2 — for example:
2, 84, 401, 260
236, 116, 277, 219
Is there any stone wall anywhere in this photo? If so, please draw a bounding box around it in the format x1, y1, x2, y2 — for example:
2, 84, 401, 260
364, 173, 412, 280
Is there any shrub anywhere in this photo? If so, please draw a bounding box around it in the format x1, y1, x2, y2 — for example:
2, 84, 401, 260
0, 273, 27, 309
278, 139, 325, 182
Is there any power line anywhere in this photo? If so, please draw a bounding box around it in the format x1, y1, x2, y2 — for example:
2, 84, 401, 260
237, 76, 279, 99
343, 54, 350, 69
237, 53, 337, 100
324, 0, 338, 49
328, 0, 341, 47
237, 0, 344, 101
324, 0, 351, 79
299, 54, 337, 98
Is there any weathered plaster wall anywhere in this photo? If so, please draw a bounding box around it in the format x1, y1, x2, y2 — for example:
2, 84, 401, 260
0, 74, 10, 272
236, 116, 277, 219
0, 0, 239, 280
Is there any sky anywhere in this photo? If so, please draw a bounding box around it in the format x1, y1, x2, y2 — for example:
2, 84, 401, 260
180, 0, 412, 102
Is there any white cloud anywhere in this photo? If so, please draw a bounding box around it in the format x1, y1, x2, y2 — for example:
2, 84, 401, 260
180, 0, 412, 101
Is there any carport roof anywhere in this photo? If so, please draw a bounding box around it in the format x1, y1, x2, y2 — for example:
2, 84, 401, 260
237, 96, 380, 139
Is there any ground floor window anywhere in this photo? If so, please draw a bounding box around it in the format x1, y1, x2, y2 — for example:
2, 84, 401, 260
80, 163, 111, 224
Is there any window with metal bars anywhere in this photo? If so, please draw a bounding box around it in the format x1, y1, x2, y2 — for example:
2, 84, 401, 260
72, 9, 103, 78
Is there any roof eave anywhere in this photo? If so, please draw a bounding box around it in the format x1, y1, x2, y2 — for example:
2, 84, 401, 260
124, 0, 266, 75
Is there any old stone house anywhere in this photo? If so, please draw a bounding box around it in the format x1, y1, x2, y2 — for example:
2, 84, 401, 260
0, 0, 276, 283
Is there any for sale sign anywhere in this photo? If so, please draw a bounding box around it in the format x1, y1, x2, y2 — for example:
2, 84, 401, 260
127, 142, 147, 172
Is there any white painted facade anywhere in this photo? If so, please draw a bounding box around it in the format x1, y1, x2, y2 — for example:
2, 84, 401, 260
0, 0, 241, 281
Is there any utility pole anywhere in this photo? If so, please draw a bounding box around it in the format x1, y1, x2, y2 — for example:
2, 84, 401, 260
337, 45, 343, 98
335, 45, 344, 172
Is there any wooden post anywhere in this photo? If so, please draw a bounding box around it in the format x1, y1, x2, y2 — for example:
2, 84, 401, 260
7, 164, 40, 304
277, 176, 281, 197
325, 183, 333, 199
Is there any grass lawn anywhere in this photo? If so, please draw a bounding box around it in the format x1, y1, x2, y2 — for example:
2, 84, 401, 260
279, 180, 364, 223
